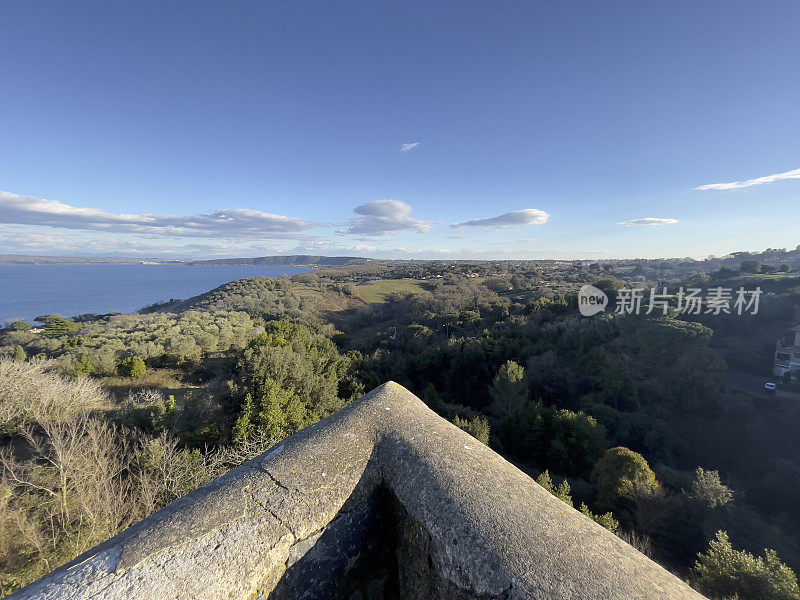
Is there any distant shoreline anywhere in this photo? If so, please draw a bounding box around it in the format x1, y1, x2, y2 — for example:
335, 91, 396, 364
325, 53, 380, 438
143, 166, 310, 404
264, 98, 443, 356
0, 254, 367, 267
0, 263, 314, 323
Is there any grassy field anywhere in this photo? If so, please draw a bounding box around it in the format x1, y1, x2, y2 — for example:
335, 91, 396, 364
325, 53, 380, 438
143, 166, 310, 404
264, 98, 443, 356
748, 273, 800, 280
355, 279, 427, 303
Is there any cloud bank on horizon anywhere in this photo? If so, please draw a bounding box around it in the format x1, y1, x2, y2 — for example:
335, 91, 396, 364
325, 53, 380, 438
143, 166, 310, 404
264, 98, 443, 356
4, 186, 779, 259
0, 191, 314, 239
0, 190, 580, 257
695, 167, 800, 191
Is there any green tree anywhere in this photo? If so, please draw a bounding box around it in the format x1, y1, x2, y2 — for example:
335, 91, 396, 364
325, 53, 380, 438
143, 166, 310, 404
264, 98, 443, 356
688, 467, 733, 509
488, 360, 528, 418
546, 409, 608, 474
739, 260, 762, 274
452, 415, 490, 445
408, 323, 433, 339
693, 531, 800, 600
258, 380, 308, 439
71, 358, 96, 377
500, 402, 607, 476
633, 317, 713, 358
9, 320, 32, 331
592, 447, 659, 510
536, 470, 572, 504
12, 346, 26, 362
37, 315, 80, 338
118, 356, 147, 378
689, 273, 711, 286
536, 470, 619, 534
711, 266, 736, 280
238, 321, 348, 421
579, 503, 619, 534
582, 346, 628, 408
232, 321, 349, 441
670, 347, 726, 410
232, 393, 257, 441
594, 278, 627, 294
421, 383, 443, 412
234, 379, 309, 441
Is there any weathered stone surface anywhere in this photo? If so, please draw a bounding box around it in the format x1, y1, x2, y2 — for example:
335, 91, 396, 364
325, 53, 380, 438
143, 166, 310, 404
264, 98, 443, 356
11, 382, 707, 600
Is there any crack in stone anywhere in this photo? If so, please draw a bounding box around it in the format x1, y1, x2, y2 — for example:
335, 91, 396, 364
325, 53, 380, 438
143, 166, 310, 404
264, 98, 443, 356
255, 465, 292, 493
243, 485, 299, 540
257, 458, 371, 501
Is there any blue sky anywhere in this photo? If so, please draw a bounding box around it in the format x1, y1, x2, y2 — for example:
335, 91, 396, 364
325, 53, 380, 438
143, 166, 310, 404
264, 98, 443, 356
1, 1, 799, 260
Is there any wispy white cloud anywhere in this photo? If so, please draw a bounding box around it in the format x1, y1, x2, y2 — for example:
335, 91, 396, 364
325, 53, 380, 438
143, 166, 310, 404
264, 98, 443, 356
452, 209, 550, 228
618, 217, 679, 227
695, 167, 800, 191
338, 200, 431, 236
0, 191, 315, 239
399, 142, 420, 152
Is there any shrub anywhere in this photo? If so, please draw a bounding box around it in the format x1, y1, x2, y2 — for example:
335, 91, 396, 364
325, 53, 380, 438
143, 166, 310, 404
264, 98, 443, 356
579, 503, 619, 534
233, 383, 310, 442
37, 315, 80, 338
79, 357, 97, 375
688, 467, 733, 509
536, 469, 572, 504
502, 403, 608, 476
546, 409, 608, 474
12, 346, 25, 363
118, 356, 147, 379
0, 417, 242, 594
232, 321, 350, 441
452, 415, 490, 445
0, 359, 107, 428
692, 531, 800, 600
421, 383, 443, 412
592, 447, 659, 510
488, 360, 528, 418
536, 469, 619, 533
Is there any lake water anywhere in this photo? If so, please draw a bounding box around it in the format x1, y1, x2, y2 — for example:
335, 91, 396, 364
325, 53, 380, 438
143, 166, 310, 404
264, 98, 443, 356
0, 264, 311, 323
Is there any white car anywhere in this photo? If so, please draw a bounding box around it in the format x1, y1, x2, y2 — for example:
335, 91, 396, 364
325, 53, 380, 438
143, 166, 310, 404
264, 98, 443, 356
764, 382, 777, 393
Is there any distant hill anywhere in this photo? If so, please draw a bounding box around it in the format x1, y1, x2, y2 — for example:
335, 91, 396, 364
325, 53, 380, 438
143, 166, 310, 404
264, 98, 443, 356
701, 247, 800, 271
187, 255, 369, 267
0, 254, 368, 266
143, 274, 365, 324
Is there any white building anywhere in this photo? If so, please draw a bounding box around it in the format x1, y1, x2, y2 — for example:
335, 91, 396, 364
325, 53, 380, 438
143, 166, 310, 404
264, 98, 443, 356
774, 325, 800, 381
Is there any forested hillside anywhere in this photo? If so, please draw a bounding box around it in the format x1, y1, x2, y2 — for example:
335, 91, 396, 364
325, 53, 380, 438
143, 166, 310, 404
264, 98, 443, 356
1, 258, 799, 599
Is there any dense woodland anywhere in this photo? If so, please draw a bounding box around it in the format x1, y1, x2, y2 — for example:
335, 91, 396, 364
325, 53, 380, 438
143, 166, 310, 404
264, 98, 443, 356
1, 256, 800, 598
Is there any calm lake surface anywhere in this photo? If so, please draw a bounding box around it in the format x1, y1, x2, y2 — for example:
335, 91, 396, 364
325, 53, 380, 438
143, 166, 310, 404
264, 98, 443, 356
0, 264, 311, 323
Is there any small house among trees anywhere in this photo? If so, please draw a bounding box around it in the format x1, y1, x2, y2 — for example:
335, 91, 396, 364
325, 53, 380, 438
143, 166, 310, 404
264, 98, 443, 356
774, 325, 800, 382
